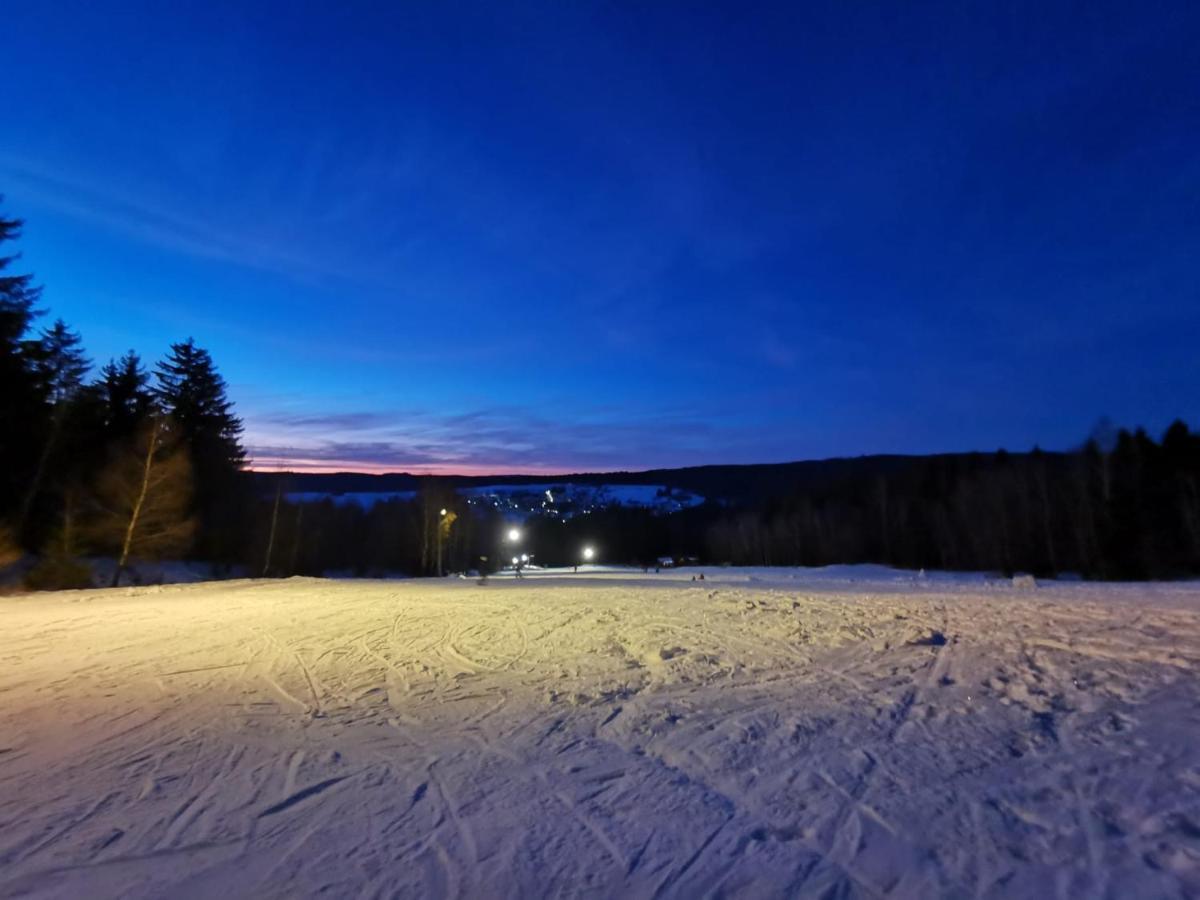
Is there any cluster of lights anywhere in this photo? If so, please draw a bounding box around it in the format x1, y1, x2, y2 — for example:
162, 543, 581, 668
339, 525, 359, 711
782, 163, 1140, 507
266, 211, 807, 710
503, 527, 596, 568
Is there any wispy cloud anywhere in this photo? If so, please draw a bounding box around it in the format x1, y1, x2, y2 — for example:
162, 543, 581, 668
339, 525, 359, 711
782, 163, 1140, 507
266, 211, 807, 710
0, 154, 354, 285
243, 402, 737, 474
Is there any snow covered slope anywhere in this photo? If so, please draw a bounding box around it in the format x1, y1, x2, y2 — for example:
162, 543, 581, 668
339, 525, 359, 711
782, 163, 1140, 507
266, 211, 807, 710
1, 569, 1198, 897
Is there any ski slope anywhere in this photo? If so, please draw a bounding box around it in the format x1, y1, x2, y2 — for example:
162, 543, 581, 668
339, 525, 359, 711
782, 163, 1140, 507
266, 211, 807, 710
1, 568, 1198, 898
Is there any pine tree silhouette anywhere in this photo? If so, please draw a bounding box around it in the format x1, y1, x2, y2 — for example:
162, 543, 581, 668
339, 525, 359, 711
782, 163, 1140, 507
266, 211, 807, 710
154, 338, 245, 559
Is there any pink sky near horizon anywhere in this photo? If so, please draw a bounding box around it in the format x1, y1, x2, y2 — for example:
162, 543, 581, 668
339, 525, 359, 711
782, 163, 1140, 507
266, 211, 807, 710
245, 456, 594, 477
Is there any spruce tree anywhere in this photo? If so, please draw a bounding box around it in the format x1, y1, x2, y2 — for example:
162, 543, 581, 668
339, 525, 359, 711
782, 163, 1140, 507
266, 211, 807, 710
17, 319, 90, 537
98, 351, 154, 443
0, 200, 41, 349
154, 338, 245, 559
24, 319, 89, 403
154, 339, 244, 470
0, 200, 43, 523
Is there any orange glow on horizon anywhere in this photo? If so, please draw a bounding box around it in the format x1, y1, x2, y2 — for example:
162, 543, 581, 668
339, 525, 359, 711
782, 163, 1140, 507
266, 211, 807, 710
246, 456, 580, 477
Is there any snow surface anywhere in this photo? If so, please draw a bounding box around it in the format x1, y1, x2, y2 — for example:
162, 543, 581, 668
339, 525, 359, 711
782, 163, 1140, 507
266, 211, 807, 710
2, 567, 1199, 898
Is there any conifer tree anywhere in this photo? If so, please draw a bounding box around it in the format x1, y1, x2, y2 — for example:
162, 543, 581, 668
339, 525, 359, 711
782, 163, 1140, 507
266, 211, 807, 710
154, 338, 245, 558
154, 338, 245, 476
0, 200, 43, 522
17, 319, 90, 535
98, 351, 154, 442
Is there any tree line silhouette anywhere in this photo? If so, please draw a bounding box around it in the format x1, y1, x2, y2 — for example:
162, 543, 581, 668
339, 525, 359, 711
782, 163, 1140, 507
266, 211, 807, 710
250, 425, 1200, 582
1, 200, 245, 587
3, 196, 1199, 587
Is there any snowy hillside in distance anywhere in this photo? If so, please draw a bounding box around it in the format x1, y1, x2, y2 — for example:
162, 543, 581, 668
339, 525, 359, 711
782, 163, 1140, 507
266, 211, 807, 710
286, 489, 418, 506
2, 567, 1198, 897
286, 482, 703, 519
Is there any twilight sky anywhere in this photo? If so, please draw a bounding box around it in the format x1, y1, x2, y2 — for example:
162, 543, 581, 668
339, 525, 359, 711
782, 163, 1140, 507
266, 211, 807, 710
3, 1, 1197, 474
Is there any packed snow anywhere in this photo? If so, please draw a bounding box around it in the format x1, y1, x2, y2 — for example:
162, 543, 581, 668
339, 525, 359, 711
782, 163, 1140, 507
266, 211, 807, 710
1, 567, 1198, 898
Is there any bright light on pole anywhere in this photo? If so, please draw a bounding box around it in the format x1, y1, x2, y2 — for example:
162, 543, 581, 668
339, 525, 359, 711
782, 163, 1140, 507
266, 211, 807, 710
583, 546, 595, 561
507, 528, 521, 542
436, 507, 455, 577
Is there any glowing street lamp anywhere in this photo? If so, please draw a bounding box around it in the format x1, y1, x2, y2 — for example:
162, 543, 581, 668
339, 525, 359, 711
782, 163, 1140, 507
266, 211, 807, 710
506, 528, 527, 576
583, 546, 595, 561
436, 507, 456, 577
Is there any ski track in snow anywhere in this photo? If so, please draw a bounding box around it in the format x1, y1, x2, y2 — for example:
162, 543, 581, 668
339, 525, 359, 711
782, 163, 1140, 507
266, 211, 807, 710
1, 568, 1199, 898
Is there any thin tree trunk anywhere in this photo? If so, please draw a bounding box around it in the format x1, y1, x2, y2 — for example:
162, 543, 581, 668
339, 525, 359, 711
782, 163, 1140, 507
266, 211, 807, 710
420, 496, 430, 574
60, 490, 76, 557
17, 406, 65, 536
1036, 464, 1058, 575
288, 503, 304, 575
262, 483, 282, 577
113, 419, 159, 588
877, 476, 891, 564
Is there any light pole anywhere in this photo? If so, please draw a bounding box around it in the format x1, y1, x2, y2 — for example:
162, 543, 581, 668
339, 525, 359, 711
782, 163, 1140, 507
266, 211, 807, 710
506, 528, 524, 577
436, 508, 456, 576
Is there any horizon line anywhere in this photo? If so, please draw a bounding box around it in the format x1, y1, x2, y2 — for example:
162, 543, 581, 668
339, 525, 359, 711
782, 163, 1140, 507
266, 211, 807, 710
243, 446, 1074, 479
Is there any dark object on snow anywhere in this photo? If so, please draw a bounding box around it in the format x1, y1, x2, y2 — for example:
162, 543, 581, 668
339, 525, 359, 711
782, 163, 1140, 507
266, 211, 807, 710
911, 630, 948, 646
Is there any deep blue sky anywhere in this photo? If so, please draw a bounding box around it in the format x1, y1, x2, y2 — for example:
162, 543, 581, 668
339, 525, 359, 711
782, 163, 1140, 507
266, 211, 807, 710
3, 1, 1197, 473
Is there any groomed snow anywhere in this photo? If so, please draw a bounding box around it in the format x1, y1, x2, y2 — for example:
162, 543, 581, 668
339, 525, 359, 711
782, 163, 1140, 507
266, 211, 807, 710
1, 567, 1198, 897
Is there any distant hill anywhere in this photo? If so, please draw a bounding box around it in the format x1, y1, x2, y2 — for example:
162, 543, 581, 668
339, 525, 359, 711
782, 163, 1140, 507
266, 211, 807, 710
249, 452, 1048, 504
